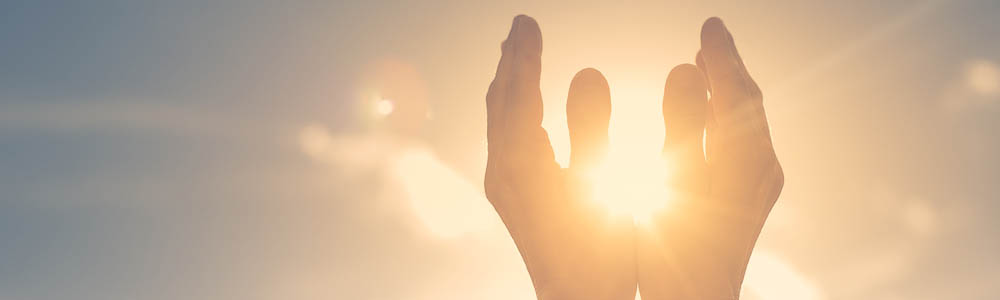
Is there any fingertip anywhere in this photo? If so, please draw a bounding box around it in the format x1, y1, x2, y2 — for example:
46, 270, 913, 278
666, 64, 706, 91
700, 17, 729, 50
508, 14, 542, 55
567, 68, 611, 170
513, 14, 534, 23
662, 64, 710, 196
571, 68, 609, 90
568, 67, 611, 120
664, 64, 708, 116
699, 17, 752, 99
703, 16, 724, 28
568, 67, 611, 124
513, 14, 537, 28
663, 63, 708, 127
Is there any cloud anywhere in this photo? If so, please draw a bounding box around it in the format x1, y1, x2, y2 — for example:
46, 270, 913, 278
391, 147, 497, 238
298, 123, 497, 238
743, 251, 824, 300
297, 123, 387, 168
965, 60, 1000, 96
902, 199, 938, 237
942, 59, 1000, 112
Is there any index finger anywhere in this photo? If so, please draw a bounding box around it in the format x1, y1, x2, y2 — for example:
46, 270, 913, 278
485, 15, 558, 186
699, 17, 774, 158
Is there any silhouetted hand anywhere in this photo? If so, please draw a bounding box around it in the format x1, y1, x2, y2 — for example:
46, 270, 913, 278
485, 15, 783, 300
637, 17, 784, 299
484, 15, 637, 300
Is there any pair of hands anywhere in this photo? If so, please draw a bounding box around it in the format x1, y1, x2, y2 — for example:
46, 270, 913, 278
484, 15, 784, 300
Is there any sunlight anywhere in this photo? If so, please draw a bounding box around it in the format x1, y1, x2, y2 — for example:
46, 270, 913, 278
298, 123, 383, 167
376, 98, 395, 116
600, 79, 673, 223
299, 124, 334, 160
393, 148, 497, 238
587, 151, 671, 223
549, 77, 676, 223
742, 251, 823, 300
297, 123, 497, 239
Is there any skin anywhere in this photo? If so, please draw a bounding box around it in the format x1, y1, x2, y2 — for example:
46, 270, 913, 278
636, 17, 784, 300
484, 15, 636, 300
484, 15, 783, 300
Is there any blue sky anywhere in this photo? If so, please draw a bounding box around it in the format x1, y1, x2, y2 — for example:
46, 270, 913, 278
2, 0, 999, 299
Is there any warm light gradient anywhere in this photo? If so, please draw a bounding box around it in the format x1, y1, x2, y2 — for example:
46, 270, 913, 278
589, 152, 671, 223
2, 1, 999, 300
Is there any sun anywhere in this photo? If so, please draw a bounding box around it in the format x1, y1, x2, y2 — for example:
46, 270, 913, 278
586, 150, 672, 224
375, 98, 395, 116
585, 80, 675, 224
545, 75, 677, 224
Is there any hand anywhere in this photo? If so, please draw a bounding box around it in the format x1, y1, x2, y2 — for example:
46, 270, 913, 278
637, 17, 784, 299
484, 15, 637, 300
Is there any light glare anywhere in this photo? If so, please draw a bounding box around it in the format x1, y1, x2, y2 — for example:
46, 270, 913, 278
376, 98, 395, 116
588, 152, 670, 223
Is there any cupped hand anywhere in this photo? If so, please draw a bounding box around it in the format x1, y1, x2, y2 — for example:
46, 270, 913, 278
484, 15, 637, 300
484, 15, 783, 300
637, 17, 784, 300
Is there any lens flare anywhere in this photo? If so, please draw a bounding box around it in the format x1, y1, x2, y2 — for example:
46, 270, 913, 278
376, 98, 395, 116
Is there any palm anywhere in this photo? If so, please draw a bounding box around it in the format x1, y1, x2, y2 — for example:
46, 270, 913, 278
485, 15, 783, 300
484, 15, 637, 300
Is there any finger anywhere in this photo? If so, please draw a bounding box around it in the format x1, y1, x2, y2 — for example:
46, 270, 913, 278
485, 19, 518, 163
567, 68, 611, 172
699, 17, 760, 103
704, 100, 718, 164
699, 17, 773, 159
486, 15, 553, 165
700, 17, 783, 280
695, 50, 711, 94
662, 64, 709, 197
696, 51, 719, 164
501, 15, 556, 168
485, 15, 559, 201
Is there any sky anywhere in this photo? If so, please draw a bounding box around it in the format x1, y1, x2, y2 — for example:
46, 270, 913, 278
1, 0, 999, 299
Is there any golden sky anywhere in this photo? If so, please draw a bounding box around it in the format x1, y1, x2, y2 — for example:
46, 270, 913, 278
1, 0, 998, 299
